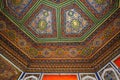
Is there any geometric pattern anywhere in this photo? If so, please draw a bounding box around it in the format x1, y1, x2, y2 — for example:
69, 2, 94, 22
0, 20, 6, 31
0, 10, 120, 58
98, 63, 120, 80
22, 73, 41, 80
29, 10, 53, 34
87, 0, 108, 13
25, 4, 57, 38
3, 0, 37, 19
81, 0, 115, 18
64, 9, 88, 34
18, 56, 120, 80
48, 0, 67, 4
80, 73, 97, 80
61, 4, 93, 38
0, 0, 119, 73
0, 55, 21, 80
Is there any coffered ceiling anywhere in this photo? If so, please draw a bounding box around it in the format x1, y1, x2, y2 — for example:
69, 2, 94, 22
0, 0, 120, 73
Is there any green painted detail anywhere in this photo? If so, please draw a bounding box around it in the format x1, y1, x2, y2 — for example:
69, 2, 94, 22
59, 0, 74, 8
117, 0, 120, 8
0, 0, 4, 10
44, 0, 73, 8
1, 9, 39, 42
7, 31, 16, 40
119, 0, 120, 8
12, 0, 23, 6
76, 0, 98, 23
42, 0, 58, 8
20, 0, 42, 23
0, 0, 119, 43
71, 19, 80, 29
28, 48, 38, 56
45, 0, 74, 8
38, 20, 47, 30
0, 0, 2, 9
43, 11, 49, 17
68, 11, 74, 16
82, 8, 119, 41
82, 47, 92, 55
95, 0, 105, 4
56, 7, 61, 39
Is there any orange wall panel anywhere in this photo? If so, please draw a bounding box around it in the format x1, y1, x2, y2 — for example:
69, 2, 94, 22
114, 57, 120, 68
42, 75, 78, 80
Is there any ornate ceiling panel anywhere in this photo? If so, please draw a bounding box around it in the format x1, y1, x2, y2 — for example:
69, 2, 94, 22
25, 4, 57, 38
3, 0, 37, 19
61, 3, 93, 38
0, 0, 120, 73
81, 0, 116, 18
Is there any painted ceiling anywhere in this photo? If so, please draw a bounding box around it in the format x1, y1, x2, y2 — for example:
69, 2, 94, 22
0, 0, 120, 73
